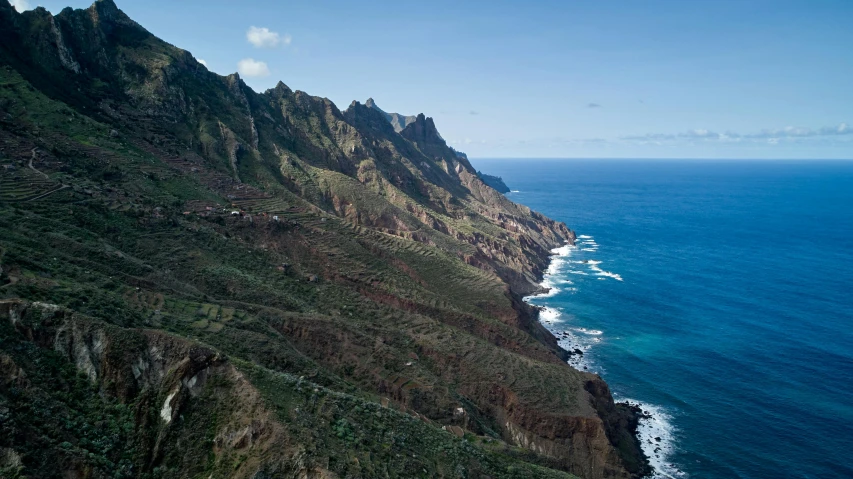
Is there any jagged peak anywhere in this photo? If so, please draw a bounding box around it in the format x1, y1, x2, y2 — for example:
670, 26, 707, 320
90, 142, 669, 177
364, 99, 419, 133
365, 97, 388, 115
0, 0, 19, 14
93, 0, 119, 11
264, 81, 293, 99
401, 113, 447, 146
274, 80, 292, 93
85, 0, 142, 30
89, 0, 119, 19
225, 72, 244, 87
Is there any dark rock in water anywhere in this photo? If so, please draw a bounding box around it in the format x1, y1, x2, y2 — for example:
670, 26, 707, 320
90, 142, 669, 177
573, 348, 584, 355
655, 437, 662, 442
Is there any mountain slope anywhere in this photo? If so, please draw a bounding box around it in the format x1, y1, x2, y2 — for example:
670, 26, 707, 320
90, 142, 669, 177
365, 97, 418, 133
0, 1, 648, 478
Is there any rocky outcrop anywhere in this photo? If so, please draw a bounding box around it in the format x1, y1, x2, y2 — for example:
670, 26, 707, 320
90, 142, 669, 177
477, 171, 511, 193
0, 300, 303, 477
365, 97, 418, 132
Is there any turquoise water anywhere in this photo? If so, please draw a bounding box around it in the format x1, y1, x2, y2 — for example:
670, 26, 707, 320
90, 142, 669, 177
472, 159, 853, 479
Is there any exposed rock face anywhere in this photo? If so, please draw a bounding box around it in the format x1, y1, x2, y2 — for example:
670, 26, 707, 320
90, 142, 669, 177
0, 1, 647, 477
365, 97, 418, 133
0, 300, 297, 478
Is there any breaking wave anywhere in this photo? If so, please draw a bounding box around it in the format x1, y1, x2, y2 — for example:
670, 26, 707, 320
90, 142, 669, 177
618, 400, 687, 479
526, 234, 682, 477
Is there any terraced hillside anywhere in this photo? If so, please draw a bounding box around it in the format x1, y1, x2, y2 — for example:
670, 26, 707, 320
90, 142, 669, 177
0, 1, 648, 478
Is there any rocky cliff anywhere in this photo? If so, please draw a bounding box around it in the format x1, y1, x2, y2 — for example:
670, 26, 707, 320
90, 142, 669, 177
476, 171, 511, 194
0, 1, 647, 477
365, 98, 418, 133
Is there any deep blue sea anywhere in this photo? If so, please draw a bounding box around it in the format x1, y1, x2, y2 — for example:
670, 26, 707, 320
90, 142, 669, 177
472, 159, 853, 479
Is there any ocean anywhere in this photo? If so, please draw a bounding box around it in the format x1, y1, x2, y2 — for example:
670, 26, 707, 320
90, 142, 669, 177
471, 159, 853, 479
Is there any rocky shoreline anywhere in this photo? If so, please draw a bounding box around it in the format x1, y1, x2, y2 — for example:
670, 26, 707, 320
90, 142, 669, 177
526, 243, 653, 477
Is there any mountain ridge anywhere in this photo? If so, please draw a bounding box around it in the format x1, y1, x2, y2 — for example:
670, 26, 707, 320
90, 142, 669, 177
0, 1, 648, 477
365, 97, 419, 134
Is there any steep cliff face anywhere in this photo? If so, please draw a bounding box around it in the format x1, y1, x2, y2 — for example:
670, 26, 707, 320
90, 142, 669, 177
0, 1, 647, 477
365, 97, 418, 133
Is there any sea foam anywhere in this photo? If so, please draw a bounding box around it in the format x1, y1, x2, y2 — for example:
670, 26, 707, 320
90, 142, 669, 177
618, 400, 687, 479
524, 240, 599, 372
574, 327, 603, 335
587, 261, 624, 281
529, 235, 682, 477
524, 244, 576, 301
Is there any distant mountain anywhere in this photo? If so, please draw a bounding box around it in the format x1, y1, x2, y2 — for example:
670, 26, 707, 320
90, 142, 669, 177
477, 171, 511, 193
365, 97, 418, 133
452, 149, 511, 193
0, 1, 647, 478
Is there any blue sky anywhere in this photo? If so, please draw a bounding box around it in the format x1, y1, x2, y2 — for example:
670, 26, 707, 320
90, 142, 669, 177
15, 0, 853, 159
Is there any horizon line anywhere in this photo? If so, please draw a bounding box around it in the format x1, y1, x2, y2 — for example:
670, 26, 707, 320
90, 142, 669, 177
469, 156, 853, 161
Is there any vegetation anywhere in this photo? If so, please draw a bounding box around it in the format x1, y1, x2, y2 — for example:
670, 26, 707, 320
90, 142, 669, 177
0, 1, 647, 477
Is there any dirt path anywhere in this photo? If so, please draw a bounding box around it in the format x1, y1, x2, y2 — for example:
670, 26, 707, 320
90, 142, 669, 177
25, 185, 69, 202
28, 148, 50, 179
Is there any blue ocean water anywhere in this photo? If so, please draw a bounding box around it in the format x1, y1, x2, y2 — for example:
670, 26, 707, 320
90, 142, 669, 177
473, 159, 853, 479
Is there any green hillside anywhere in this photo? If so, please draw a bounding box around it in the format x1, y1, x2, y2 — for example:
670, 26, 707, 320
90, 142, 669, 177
0, 1, 647, 478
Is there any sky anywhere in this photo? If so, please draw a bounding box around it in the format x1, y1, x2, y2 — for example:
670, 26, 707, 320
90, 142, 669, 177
13, 0, 853, 159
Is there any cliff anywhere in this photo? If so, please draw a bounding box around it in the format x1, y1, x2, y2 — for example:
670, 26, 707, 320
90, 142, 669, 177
0, 1, 648, 477
365, 97, 418, 133
477, 171, 511, 194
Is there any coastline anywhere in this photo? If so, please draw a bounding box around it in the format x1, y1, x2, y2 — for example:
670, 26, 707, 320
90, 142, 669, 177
526, 240, 687, 479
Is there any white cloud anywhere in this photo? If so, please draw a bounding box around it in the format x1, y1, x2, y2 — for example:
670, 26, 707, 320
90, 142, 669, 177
621, 122, 852, 143
198, 59, 208, 67
237, 58, 270, 77
10, 0, 30, 11
246, 26, 291, 48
